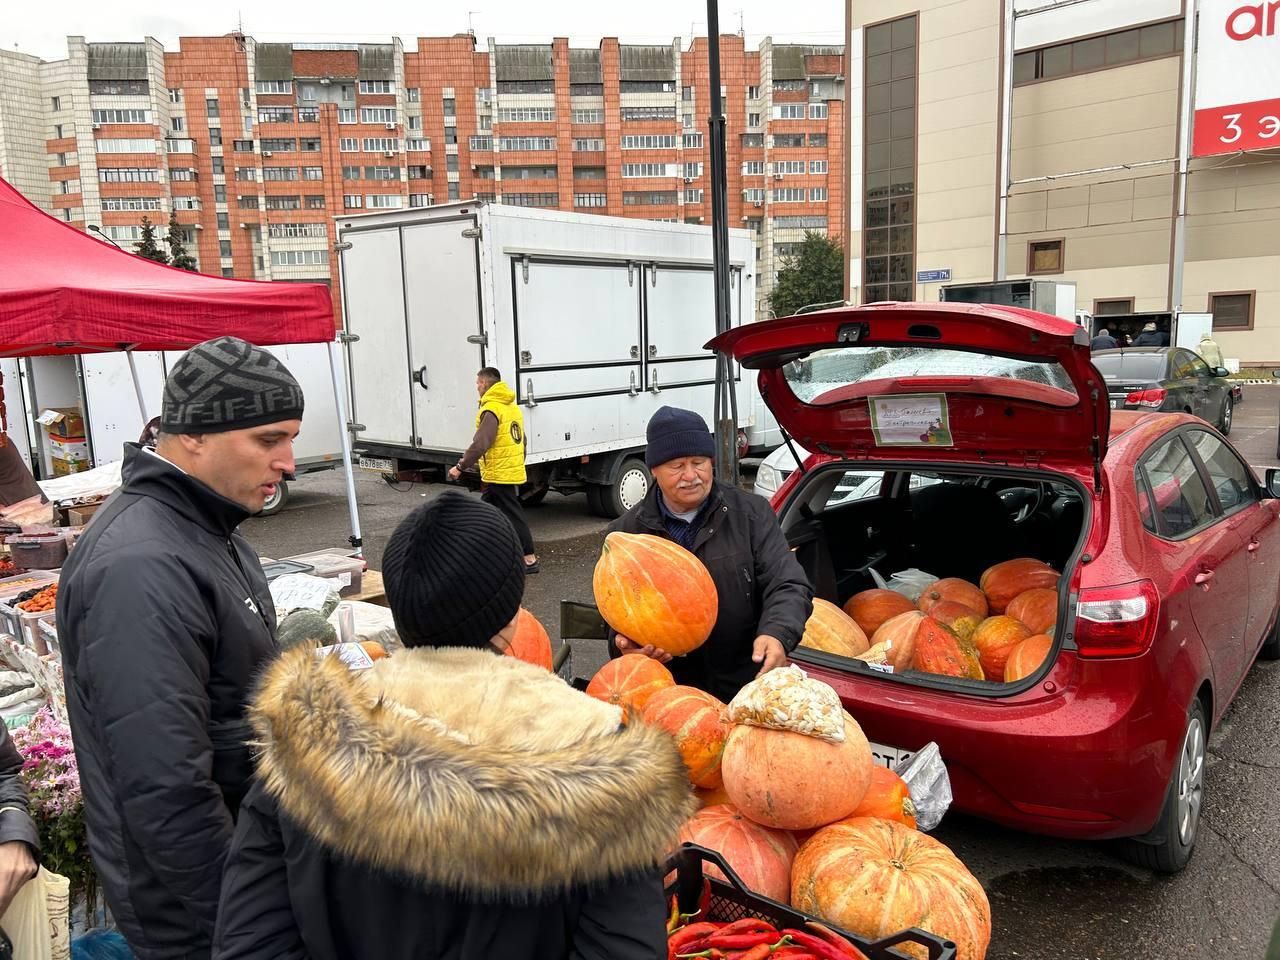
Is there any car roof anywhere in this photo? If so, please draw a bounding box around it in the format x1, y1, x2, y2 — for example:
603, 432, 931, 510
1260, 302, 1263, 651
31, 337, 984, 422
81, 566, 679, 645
1092, 347, 1172, 356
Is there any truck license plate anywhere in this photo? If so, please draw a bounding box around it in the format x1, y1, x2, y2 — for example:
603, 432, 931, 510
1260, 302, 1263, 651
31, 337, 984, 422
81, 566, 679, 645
868, 741, 914, 770
358, 457, 395, 473
1111, 399, 1121, 409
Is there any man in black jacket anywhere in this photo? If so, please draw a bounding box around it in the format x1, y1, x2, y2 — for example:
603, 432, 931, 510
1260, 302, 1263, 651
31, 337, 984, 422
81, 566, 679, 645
214, 492, 694, 960
611, 407, 813, 701
58, 337, 302, 960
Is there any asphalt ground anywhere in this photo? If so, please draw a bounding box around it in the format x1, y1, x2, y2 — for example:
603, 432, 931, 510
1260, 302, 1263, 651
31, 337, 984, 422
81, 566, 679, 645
244, 387, 1280, 960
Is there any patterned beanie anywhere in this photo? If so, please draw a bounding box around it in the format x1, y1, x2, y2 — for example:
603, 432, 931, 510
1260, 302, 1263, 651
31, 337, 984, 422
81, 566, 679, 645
161, 336, 304, 434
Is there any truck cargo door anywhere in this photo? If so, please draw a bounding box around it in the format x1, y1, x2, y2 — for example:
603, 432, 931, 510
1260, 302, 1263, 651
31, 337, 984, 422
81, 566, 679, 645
80, 352, 166, 466
642, 264, 719, 394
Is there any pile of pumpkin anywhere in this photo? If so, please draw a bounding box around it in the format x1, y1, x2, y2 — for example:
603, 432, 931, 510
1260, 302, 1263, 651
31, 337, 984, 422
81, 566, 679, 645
585, 655, 992, 960
800, 558, 1061, 684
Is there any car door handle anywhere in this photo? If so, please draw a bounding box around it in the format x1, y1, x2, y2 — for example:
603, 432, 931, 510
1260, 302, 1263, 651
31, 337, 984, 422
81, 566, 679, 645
1248, 539, 1261, 553
1194, 569, 1215, 585
413, 366, 428, 389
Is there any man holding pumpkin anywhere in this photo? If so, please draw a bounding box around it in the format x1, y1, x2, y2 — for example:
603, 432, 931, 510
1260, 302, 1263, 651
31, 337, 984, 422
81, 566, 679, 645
609, 406, 813, 701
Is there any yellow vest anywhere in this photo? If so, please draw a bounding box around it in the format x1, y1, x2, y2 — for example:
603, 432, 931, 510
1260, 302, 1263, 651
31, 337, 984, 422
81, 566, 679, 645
476, 381, 527, 485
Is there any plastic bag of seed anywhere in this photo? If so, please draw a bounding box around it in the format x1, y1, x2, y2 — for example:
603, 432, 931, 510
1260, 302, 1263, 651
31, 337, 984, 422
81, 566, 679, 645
727, 665, 845, 743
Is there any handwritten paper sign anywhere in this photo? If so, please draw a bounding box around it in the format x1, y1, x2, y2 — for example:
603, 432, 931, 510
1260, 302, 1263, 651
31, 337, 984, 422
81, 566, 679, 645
868, 394, 953, 447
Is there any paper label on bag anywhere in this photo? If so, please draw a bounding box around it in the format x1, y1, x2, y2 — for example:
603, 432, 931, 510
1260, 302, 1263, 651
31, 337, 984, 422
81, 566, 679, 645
865, 661, 896, 675
316, 642, 375, 671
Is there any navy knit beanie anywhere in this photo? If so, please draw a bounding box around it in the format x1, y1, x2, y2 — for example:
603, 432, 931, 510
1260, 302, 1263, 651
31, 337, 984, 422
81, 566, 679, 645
382, 492, 526, 649
645, 406, 716, 469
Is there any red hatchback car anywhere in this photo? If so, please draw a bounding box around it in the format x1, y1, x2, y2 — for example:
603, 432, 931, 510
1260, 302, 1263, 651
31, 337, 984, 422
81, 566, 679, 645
711, 302, 1280, 872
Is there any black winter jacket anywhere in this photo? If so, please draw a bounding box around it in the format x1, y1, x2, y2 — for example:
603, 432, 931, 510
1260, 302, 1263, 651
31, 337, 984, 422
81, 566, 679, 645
57, 445, 277, 960
214, 646, 696, 960
609, 482, 813, 702
0, 721, 39, 855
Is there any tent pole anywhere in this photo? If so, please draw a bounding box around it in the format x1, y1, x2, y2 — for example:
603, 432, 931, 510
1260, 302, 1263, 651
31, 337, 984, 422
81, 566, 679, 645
126, 352, 148, 423
326, 340, 363, 552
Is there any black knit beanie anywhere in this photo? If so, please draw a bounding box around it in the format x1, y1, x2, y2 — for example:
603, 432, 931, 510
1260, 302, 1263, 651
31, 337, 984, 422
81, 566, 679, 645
161, 336, 304, 434
382, 492, 526, 649
645, 406, 716, 469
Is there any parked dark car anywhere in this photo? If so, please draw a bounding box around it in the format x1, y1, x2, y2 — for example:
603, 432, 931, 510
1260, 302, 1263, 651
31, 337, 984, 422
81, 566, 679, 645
1092, 347, 1233, 435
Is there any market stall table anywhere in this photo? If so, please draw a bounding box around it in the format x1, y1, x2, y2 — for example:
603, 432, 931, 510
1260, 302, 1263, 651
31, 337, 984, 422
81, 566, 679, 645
348, 570, 387, 607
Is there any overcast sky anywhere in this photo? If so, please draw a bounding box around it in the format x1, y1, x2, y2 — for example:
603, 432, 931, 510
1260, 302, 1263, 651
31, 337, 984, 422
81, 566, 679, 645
3, 0, 843, 61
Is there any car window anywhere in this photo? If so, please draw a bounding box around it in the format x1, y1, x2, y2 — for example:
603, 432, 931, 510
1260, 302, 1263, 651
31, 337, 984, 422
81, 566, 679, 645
1091, 353, 1164, 379
1186, 355, 1212, 378
1168, 350, 1195, 380
1139, 435, 1216, 538
1136, 477, 1156, 534
1187, 429, 1258, 515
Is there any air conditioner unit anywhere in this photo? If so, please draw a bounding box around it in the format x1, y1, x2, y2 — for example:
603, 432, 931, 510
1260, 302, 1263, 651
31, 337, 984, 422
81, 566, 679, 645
683, 177, 694, 184
262, 151, 273, 157
319, 78, 332, 85
385, 122, 396, 130
91, 123, 101, 131
774, 173, 784, 180
753, 201, 763, 208
384, 151, 395, 158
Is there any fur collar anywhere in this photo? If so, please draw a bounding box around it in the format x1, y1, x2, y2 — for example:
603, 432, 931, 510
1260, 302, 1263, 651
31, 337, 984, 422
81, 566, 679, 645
251, 646, 697, 897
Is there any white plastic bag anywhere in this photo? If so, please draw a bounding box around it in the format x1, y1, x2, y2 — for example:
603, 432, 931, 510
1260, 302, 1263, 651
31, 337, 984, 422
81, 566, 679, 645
895, 742, 952, 832
727, 665, 845, 743
270, 574, 342, 622
884, 568, 937, 603
0, 866, 71, 960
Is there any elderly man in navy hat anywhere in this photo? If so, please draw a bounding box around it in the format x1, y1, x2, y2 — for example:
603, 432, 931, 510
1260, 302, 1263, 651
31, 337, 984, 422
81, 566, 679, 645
608, 406, 813, 701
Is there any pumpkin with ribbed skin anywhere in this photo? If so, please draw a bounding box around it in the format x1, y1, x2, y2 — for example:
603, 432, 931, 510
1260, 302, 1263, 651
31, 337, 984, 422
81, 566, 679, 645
791, 818, 991, 960
503, 608, 553, 670
677, 804, 799, 903
1004, 634, 1054, 683
911, 617, 982, 680
844, 765, 917, 828
1005, 588, 1058, 636
971, 616, 1033, 682
722, 714, 873, 831
642, 685, 730, 788
980, 558, 1060, 614
586, 654, 675, 712
918, 578, 989, 619
695, 784, 733, 808
843, 589, 917, 638
801, 599, 870, 658
593, 532, 717, 655
865, 610, 924, 672
928, 601, 983, 644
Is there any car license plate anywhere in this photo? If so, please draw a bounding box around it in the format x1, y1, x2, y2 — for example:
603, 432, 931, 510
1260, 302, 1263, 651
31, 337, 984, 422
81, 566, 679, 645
868, 740, 914, 770
1111, 399, 1121, 409
358, 456, 395, 473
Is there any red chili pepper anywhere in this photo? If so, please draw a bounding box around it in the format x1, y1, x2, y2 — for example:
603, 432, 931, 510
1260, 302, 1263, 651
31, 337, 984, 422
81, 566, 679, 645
779, 930, 855, 960
803, 921, 866, 959
772, 949, 821, 959
705, 931, 779, 949
737, 945, 776, 960
716, 918, 777, 937
670, 922, 721, 959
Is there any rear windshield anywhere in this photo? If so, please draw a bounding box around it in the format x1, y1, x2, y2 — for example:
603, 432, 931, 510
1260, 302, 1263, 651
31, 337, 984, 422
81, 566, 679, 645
1091, 353, 1164, 379
783, 345, 1078, 406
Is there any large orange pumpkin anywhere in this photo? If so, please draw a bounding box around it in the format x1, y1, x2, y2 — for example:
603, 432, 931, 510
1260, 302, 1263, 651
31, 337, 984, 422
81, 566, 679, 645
928, 601, 983, 645
721, 714, 873, 831
593, 532, 718, 655
1004, 634, 1053, 683
917, 578, 988, 619
503, 608, 553, 670
695, 784, 733, 808
585, 654, 675, 712
866, 610, 925, 672
801, 599, 870, 658
971, 615, 1032, 682
911, 617, 983, 680
980, 558, 1060, 614
843, 589, 916, 638
1005, 588, 1058, 635
791, 818, 991, 960
844, 765, 917, 828
677, 804, 799, 903
642, 685, 730, 788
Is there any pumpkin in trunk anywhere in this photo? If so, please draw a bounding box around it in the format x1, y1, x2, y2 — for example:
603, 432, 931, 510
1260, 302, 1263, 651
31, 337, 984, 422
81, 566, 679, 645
928, 601, 983, 644
642, 685, 730, 789
721, 714, 873, 831
801, 599, 870, 658
971, 615, 1033, 682
1005, 588, 1058, 635
1004, 634, 1054, 683
863, 610, 925, 672
843, 589, 916, 638
917, 578, 989, 619
677, 804, 799, 903
791, 818, 991, 960
979, 558, 1060, 614
593, 532, 718, 655
843, 765, 917, 828
503, 608, 553, 670
911, 617, 983, 680
585, 654, 675, 713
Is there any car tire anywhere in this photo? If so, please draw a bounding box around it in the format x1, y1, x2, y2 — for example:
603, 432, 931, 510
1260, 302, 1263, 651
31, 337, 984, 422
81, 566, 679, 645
1218, 397, 1233, 436
259, 480, 289, 517
1116, 699, 1206, 874
1259, 610, 1280, 660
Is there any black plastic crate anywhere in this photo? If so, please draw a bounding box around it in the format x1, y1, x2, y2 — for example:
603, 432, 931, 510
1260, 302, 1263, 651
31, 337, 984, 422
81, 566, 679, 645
665, 843, 957, 960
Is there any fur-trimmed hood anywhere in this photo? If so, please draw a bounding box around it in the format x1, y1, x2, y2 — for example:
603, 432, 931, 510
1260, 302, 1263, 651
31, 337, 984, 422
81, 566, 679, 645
251, 646, 696, 898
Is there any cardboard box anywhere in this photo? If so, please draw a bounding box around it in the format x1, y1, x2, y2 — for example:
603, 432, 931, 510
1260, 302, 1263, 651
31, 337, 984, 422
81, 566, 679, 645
68, 503, 101, 526
51, 457, 90, 478
36, 408, 85, 439
48, 435, 89, 464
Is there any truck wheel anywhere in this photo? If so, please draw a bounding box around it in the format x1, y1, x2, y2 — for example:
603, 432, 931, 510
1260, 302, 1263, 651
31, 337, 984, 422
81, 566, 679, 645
591, 458, 650, 519
519, 483, 549, 507
260, 480, 289, 517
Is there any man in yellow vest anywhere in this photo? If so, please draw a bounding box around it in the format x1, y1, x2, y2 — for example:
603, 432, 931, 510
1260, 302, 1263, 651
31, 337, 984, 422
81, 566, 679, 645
448, 367, 538, 573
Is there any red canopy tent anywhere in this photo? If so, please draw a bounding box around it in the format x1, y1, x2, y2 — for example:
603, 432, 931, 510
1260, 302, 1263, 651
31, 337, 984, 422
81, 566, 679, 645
0, 175, 363, 546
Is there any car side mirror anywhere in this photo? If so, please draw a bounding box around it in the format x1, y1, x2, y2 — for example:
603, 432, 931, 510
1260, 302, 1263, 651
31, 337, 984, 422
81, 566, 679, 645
1273, 370, 1280, 379
1267, 469, 1280, 499
1214, 367, 1230, 378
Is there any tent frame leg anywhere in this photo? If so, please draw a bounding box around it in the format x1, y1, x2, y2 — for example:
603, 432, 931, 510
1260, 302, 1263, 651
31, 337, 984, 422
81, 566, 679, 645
126, 352, 148, 424
327, 340, 363, 552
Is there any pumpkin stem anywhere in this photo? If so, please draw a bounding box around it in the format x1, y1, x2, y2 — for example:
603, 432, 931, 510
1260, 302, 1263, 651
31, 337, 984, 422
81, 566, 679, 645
890, 858, 906, 870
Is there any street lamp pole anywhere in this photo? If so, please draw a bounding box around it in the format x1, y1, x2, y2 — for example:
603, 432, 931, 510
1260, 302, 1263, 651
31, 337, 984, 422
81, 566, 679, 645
87, 225, 124, 250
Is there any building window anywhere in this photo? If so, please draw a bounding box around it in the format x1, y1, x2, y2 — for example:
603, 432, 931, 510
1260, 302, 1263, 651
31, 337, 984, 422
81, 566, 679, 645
741, 133, 764, 148
238, 195, 260, 209
447, 182, 460, 201
301, 138, 321, 152
810, 187, 828, 202
362, 138, 399, 152
361, 108, 397, 125
748, 112, 761, 127
574, 193, 607, 208
863, 13, 917, 304
503, 166, 557, 180
306, 195, 326, 208
214, 184, 227, 203
407, 116, 422, 130
359, 80, 392, 94
475, 166, 496, 179
773, 133, 805, 148
300, 85, 318, 102
342, 165, 361, 180
211, 157, 224, 175
344, 194, 363, 208
682, 86, 693, 101
470, 136, 494, 151
173, 197, 201, 210
233, 140, 254, 152
747, 85, 760, 99
1093, 298, 1135, 316
622, 191, 678, 206
209, 127, 223, 146
569, 83, 602, 96
773, 187, 806, 202
206, 98, 220, 118
340, 138, 359, 152
572, 109, 604, 124
244, 116, 255, 135
338, 109, 357, 124
444, 128, 458, 145
170, 118, 186, 134
685, 188, 704, 203
501, 192, 559, 207
574, 167, 605, 180
258, 107, 293, 124
683, 113, 694, 129
742, 161, 764, 176
683, 133, 704, 149
683, 162, 703, 179
169, 89, 182, 103
408, 165, 429, 179
573, 138, 604, 152
101, 197, 164, 211
621, 106, 676, 121
264, 195, 300, 210
809, 133, 828, 147
809, 103, 829, 120
409, 193, 431, 207
366, 165, 400, 180
478, 115, 492, 130
443, 98, 456, 118
366, 194, 403, 209
1013, 19, 1184, 86
96, 138, 158, 153
621, 80, 675, 93
623, 163, 675, 178
498, 137, 555, 151
810, 160, 828, 174
407, 88, 420, 102
406, 138, 430, 151
622, 134, 677, 150
263, 166, 299, 181
268, 222, 327, 239
1027, 238, 1065, 275
256, 80, 293, 94
773, 103, 806, 120
170, 168, 197, 181
99, 167, 159, 183
272, 249, 329, 266
89, 79, 147, 95
93, 109, 150, 124
775, 160, 805, 175
217, 212, 230, 229
499, 107, 555, 122
51, 96, 61, 111
774, 215, 827, 229
219, 240, 233, 257
1209, 291, 1254, 331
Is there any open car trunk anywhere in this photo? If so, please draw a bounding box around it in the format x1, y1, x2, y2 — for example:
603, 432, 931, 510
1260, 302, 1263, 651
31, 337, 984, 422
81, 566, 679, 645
778, 459, 1090, 695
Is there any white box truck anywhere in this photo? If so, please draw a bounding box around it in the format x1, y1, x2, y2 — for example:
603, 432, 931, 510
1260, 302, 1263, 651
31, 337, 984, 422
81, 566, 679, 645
336, 201, 757, 517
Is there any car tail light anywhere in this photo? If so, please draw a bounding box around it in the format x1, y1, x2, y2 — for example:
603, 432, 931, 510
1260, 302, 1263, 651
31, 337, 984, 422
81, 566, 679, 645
1075, 580, 1160, 658
1125, 388, 1166, 408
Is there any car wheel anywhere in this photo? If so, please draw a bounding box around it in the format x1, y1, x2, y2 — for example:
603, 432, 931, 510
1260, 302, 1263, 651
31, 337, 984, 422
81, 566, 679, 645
1117, 700, 1206, 874
1218, 397, 1233, 436
1259, 609, 1280, 660
259, 480, 289, 517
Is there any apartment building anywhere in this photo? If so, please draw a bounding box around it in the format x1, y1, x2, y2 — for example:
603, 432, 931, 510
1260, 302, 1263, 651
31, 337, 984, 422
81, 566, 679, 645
844, 0, 1280, 362
0, 33, 845, 323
